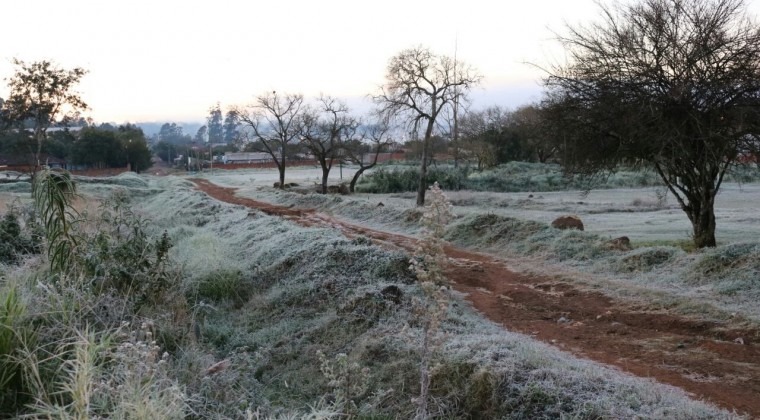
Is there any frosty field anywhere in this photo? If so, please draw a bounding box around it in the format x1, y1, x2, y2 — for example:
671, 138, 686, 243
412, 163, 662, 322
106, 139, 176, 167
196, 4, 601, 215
209, 165, 760, 244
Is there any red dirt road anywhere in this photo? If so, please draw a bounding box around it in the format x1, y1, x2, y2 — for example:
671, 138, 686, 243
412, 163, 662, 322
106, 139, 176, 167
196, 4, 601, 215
192, 179, 760, 417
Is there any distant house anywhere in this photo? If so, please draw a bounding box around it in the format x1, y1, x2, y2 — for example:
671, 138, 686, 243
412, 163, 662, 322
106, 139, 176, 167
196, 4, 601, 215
222, 152, 275, 164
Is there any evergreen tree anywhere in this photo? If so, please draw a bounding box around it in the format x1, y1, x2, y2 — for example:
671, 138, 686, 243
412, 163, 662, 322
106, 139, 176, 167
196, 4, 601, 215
207, 103, 223, 143
195, 125, 208, 143
223, 109, 239, 144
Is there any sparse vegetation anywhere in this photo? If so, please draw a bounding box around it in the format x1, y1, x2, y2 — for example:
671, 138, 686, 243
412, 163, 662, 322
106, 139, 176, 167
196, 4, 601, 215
0, 168, 755, 418
0, 208, 40, 264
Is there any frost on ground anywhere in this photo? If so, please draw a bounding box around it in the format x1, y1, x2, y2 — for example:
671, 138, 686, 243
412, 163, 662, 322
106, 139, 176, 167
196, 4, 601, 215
134, 174, 737, 418
234, 171, 760, 325
0, 170, 748, 418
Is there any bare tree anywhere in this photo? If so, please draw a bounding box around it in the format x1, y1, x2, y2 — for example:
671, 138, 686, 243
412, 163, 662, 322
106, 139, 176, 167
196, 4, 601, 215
512, 105, 557, 163
343, 119, 396, 192
374, 46, 480, 206
234, 91, 304, 189
438, 97, 472, 168
2, 59, 88, 171
459, 107, 513, 169
300, 96, 359, 194
545, 0, 760, 248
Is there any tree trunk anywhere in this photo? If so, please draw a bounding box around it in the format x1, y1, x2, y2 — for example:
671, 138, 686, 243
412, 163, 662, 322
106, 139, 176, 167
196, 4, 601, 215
349, 167, 367, 193
278, 162, 286, 190
689, 197, 717, 248
321, 166, 329, 194
416, 144, 428, 206
654, 163, 719, 249
34, 128, 44, 175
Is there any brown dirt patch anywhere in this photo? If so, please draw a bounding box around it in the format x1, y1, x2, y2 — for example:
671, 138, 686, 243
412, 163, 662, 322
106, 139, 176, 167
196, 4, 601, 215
192, 179, 760, 417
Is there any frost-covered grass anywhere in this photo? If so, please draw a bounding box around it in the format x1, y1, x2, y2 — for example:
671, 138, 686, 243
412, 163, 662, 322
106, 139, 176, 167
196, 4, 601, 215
132, 175, 737, 418
233, 173, 760, 325
0, 171, 746, 417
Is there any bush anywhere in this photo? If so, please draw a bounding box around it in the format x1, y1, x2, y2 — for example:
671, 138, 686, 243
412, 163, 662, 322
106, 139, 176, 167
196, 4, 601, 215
193, 269, 251, 305
0, 211, 40, 265
0, 286, 37, 415
358, 166, 471, 193
80, 192, 175, 307
357, 162, 668, 193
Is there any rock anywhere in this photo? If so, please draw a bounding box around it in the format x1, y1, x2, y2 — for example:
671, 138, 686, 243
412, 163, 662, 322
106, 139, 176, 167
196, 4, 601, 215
551, 215, 584, 231
606, 236, 632, 251
380, 285, 403, 304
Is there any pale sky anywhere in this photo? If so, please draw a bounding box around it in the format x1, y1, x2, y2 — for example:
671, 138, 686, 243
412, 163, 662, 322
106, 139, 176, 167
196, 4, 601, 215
3, 0, 759, 124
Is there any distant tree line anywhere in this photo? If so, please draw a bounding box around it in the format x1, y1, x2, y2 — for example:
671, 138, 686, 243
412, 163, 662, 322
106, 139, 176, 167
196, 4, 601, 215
0, 59, 152, 172
0, 122, 153, 172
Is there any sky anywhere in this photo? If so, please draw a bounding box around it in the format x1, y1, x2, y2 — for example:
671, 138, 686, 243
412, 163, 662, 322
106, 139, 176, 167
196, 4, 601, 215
3, 0, 759, 125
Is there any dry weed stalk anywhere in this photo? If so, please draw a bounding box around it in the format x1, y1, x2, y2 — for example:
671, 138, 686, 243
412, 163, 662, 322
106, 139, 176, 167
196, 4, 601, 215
408, 182, 453, 420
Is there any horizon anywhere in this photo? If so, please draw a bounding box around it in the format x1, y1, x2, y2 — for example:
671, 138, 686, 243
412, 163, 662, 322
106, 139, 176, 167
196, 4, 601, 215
3, 0, 760, 124
0, 0, 597, 124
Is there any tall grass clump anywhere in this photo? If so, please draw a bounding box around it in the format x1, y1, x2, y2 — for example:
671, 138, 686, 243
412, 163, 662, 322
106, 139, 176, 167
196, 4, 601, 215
0, 172, 191, 418
33, 169, 80, 273
0, 284, 36, 414
22, 324, 187, 419
0, 207, 41, 265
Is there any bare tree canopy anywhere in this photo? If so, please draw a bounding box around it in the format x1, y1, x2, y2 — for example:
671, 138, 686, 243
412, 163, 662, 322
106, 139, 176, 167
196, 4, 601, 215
299, 95, 359, 194
343, 118, 396, 192
234, 91, 304, 188
1, 59, 88, 169
374, 46, 480, 206
544, 0, 760, 248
